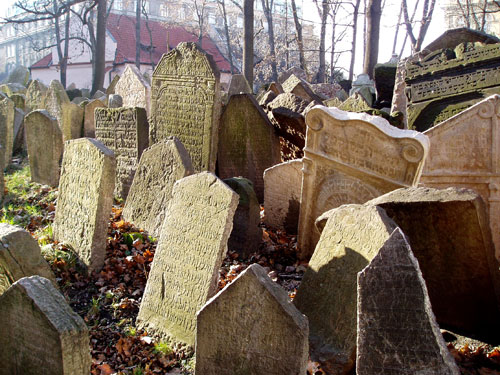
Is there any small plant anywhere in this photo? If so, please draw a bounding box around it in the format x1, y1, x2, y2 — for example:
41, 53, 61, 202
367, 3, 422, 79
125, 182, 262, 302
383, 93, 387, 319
124, 325, 137, 337
153, 341, 173, 356
132, 366, 144, 375
35, 225, 53, 246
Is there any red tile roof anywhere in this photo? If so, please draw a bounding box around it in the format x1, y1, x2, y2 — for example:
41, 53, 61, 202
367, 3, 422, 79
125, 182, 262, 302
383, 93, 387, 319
30, 52, 52, 69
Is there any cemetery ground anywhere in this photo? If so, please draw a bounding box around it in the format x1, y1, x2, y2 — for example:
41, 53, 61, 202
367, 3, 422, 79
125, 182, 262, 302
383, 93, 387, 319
3, 156, 500, 375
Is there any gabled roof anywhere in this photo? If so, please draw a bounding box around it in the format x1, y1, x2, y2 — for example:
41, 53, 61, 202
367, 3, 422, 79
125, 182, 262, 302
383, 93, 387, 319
30, 53, 52, 69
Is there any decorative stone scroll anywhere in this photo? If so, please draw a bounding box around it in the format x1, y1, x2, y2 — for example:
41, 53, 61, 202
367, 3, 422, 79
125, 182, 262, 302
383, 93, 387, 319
149, 42, 221, 172
136, 172, 238, 351
298, 106, 429, 258
114, 65, 151, 115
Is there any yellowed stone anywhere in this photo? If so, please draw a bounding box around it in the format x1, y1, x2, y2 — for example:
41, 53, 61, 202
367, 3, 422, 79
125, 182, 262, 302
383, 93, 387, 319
83, 99, 106, 137
115, 65, 151, 115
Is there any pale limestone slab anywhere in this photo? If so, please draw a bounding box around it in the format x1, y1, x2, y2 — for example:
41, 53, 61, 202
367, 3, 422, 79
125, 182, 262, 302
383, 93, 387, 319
115, 65, 151, 115
83, 99, 106, 137
0, 97, 15, 165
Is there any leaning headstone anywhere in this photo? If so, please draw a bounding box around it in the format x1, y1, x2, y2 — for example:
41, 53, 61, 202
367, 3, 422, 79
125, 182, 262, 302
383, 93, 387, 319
298, 106, 429, 258
25, 79, 48, 111
217, 93, 280, 201
294, 204, 399, 373
0, 224, 55, 295
108, 94, 123, 108
195, 264, 309, 375
0, 276, 91, 375
356, 228, 460, 375
338, 93, 371, 112
264, 159, 302, 234
60, 101, 84, 141
227, 74, 252, 97
95, 107, 149, 199
137, 172, 238, 351
106, 74, 120, 95
6, 66, 30, 86
114, 65, 150, 115
0, 97, 15, 164
278, 66, 308, 84
53, 138, 115, 272
122, 137, 194, 237
25, 110, 63, 187
282, 74, 322, 102
349, 73, 376, 106
149, 42, 221, 172
83, 99, 106, 137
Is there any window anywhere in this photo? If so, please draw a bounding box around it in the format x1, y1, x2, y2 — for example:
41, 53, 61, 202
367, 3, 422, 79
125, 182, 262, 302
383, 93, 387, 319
160, 4, 168, 17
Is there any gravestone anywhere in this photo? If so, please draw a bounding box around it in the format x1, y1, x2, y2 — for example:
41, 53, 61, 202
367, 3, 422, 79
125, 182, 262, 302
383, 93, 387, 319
218, 93, 280, 201
264, 159, 302, 233
0, 276, 91, 375
6, 66, 30, 86
227, 74, 252, 97
60, 102, 84, 141
114, 65, 151, 115
137, 172, 238, 351
195, 264, 309, 375
108, 94, 123, 108
298, 106, 429, 258
0, 144, 3, 202
0, 83, 26, 96
106, 74, 120, 95
294, 204, 399, 373
349, 73, 376, 106
337, 93, 371, 112
95, 107, 149, 199
278, 66, 308, 84
13, 108, 25, 155
10, 93, 25, 111
368, 186, 500, 341
42, 80, 70, 126
25, 79, 48, 112
282, 74, 321, 102
356, 228, 460, 375
149, 42, 221, 172
0, 97, 15, 165
83, 99, 106, 137
25, 110, 63, 187
0, 223, 55, 295
53, 138, 115, 272
122, 137, 194, 237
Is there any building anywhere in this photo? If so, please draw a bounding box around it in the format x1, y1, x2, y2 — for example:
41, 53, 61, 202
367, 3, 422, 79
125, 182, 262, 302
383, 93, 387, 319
443, 0, 500, 36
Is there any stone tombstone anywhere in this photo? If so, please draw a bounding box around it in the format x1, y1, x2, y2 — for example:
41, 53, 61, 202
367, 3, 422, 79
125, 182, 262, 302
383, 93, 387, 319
42, 80, 70, 126
278, 66, 308, 84
83, 99, 106, 137
298, 106, 429, 258
114, 65, 151, 115
6, 66, 30, 86
223, 177, 262, 258
368, 187, 500, 341
356, 229, 460, 375
149, 42, 221, 173
282, 74, 321, 102
0, 97, 15, 164
108, 94, 123, 108
53, 138, 115, 272
195, 264, 309, 375
0, 83, 26, 96
264, 159, 302, 234
137, 172, 238, 351
218, 93, 280, 201
25, 79, 48, 111
95, 107, 149, 199
227, 74, 252, 97
60, 101, 84, 141
294, 204, 399, 373
337, 93, 371, 112
122, 137, 194, 237
0, 276, 91, 375
13, 108, 25, 155
106, 74, 120, 95
0, 144, 3, 202
10, 93, 25, 111
25, 110, 64, 187
0, 224, 55, 295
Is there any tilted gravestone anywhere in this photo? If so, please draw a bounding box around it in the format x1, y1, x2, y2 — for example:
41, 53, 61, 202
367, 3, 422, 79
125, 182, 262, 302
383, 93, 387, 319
0, 276, 91, 375
149, 42, 221, 172
195, 264, 309, 375
122, 137, 194, 237
114, 65, 150, 115
53, 138, 115, 272
137, 172, 238, 351
10, 93, 26, 111
25, 110, 64, 187
106, 74, 120, 95
282, 74, 322, 102
298, 106, 429, 258
294, 204, 399, 373
217, 93, 280, 201
0, 223, 55, 295
25, 79, 48, 112
356, 228, 460, 375
83, 98, 106, 137
95, 107, 149, 199
0, 97, 15, 165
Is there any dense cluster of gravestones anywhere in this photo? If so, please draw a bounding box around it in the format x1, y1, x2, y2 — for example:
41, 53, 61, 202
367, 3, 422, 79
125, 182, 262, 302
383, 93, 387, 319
1, 30, 500, 374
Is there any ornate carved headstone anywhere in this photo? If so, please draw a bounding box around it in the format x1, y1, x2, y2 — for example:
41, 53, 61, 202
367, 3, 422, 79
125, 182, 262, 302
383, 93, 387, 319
83, 99, 106, 137
0, 276, 91, 375
0, 97, 15, 165
298, 106, 429, 258
149, 42, 221, 172
137, 172, 238, 351
115, 65, 151, 115
25, 79, 48, 112
195, 264, 309, 375
122, 137, 194, 237
53, 138, 115, 272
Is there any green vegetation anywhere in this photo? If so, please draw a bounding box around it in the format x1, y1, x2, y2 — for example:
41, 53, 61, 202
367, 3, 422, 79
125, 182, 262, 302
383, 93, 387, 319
153, 342, 173, 356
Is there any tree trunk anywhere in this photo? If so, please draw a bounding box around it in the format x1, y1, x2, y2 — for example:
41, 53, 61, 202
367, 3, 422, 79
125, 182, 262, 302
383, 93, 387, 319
330, 10, 336, 83
61, 9, 71, 88
290, 0, 306, 71
136, 0, 141, 69
219, 0, 234, 74
92, 0, 106, 95
53, 0, 65, 86
363, 0, 382, 78
348, 0, 361, 81
261, 0, 278, 82
243, 0, 254, 88
317, 0, 328, 83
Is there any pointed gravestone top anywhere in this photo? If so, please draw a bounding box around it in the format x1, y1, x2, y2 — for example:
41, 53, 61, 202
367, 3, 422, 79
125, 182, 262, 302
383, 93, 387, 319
227, 74, 252, 97
114, 65, 151, 114
25, 79, 48, 111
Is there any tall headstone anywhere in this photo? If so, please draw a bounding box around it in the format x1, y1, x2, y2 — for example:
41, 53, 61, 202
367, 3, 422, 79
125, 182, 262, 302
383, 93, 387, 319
149, 42, 221, 172
53, 138, 115, 272
0, 97, 15, 164
95, 107, 149, 199
60, 102, 84, 141
83, 98, 106, 137
0, 276, 91, 375
137, 172, 238, 351
195, 264, 309, 375
298, 106, 429, 258
114, 65, 151, 115
356, 229, 460, 375
25, 79, 48, 112
122, 137, 194, 237
42, 80, 70, 126
218, 93, 280, 201
25, 110, 64, 187
294, 204, 399, 373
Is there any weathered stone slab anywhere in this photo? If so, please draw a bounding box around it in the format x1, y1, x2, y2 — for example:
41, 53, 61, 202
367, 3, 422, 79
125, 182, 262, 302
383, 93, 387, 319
60, 102, 84, 141
0, 276, 91, 375
0, 144, 3, 202
106, 74, 120, 95
13, 108, 25, 154
95, 107, 149, 199
42, 80, 70, 126
25, 110, 63, 187
25, 79, 48, 112
264, 159, 302, 233
137, 172, 238, 351
115, 65, 151, 115
368, 186, 500, 341
294, 204, 399, 373
6, 66, 30, 86
195, 263, 309, 375
83, 99, 106, 137
227, 74, 252, 97
0, 83, 26, 96
298, 106, 429, 258
150, 42, 221, 172
218, 93, 280, 201
122, 137, 194, 237
53, 138, 115, 272
0, 224, 55, 295
356, 228, 460, 375
278, 66, 308, 84
338, 93, 371, 112
108, 94, 123, 108
0, 97, 15, 165
282, 74, 322, 102
10, 93, 26, 111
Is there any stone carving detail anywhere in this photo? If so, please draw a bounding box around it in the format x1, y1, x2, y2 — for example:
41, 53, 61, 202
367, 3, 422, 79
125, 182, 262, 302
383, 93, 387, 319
114, 65, 151, 115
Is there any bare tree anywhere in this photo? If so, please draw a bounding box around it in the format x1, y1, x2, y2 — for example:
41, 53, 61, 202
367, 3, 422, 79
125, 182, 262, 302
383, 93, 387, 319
402, 0, 436, 52
217, 0, 235, 73
314, 0, 329, 82
452, 0, 500, 32
261, 0, 278, 82
348, 0, 361, 81
135, 0, 141, 69
363, 0, 382, 78
290, 0, 306, 72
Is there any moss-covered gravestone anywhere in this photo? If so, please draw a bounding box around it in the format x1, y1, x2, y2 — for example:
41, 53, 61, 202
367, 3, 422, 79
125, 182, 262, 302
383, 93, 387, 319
0, 97, 15, 165
25, 79, 48, 112
227, 74, 252, 98
6, 66, 30, 86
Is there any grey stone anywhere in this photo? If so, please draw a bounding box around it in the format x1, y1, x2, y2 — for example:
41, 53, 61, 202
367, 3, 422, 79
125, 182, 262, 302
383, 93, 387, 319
83, 99, 106, 138
42, 80, 70, 127
115, 65, 150, 115
6, 66, 30, 86
60, 102, 84, 141
227, 74, 252, 97
282, 74, 322, 102
10, 93, 25, 111
106, 75, 120, 95
0, 83, 26, 96
12, 108, 25, 155
108, 94, 123, 108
